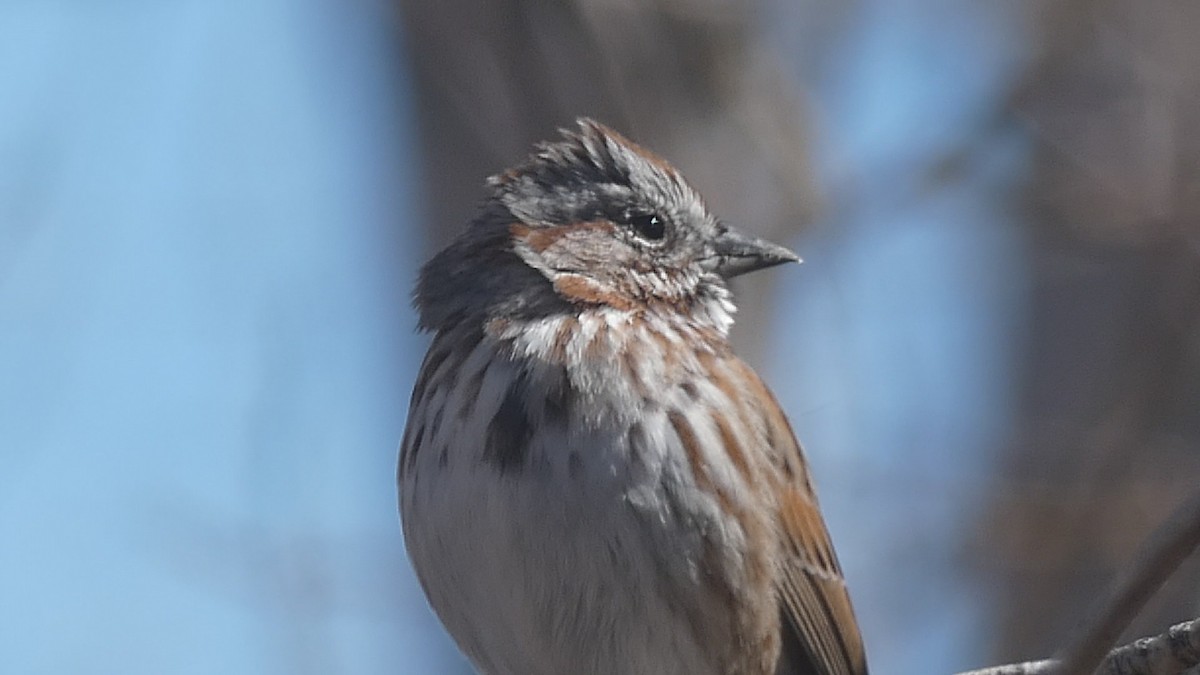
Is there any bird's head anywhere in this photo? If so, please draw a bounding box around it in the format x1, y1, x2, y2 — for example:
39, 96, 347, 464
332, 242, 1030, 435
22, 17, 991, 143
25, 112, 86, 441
416, 119, 798, 334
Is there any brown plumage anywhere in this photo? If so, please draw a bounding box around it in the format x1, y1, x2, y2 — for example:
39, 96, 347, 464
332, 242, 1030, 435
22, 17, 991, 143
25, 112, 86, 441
399, 119, 868, 675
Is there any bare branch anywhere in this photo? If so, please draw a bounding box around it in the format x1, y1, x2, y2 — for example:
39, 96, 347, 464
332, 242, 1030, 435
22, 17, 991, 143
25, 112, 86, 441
957, 616, 1200, 675
960, 488, 1200, 675
957, 659, 1056, 675
1056, 490, 1200, 675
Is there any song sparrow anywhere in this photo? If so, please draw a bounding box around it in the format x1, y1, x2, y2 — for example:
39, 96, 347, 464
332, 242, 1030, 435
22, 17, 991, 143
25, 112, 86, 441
399, 119, 868, 675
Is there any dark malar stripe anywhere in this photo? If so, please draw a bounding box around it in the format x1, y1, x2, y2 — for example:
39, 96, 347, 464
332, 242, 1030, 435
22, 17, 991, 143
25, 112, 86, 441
401, 423, 426, 476
483, 372, 534, 474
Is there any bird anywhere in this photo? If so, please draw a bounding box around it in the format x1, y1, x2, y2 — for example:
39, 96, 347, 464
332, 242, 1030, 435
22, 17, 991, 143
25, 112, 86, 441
398, 118, 868, 675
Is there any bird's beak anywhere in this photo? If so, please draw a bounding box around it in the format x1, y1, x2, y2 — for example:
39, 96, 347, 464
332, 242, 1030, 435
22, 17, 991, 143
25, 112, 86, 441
702, 226, 801, 279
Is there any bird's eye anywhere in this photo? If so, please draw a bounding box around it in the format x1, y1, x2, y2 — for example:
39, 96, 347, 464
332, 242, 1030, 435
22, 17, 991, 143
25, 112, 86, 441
627, 212, 666, 242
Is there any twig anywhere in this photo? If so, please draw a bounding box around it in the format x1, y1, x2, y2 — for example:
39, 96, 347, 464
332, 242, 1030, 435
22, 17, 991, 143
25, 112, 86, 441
958, 487, 1200, 675
957, 616, 1200, 675
1056, 489, 1200, 675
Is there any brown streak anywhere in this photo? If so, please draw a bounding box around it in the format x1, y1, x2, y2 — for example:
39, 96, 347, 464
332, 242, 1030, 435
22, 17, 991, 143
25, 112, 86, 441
508, 220, 617, 254
587, 321, 609, 362
730, 359, 812, 490
484, 316, 511, 338
710, 368, 746, 417
553, 274, 637, 311
593, 123, 681, 178
776, 473, 867, 674
621, 348, 647, 400
712, 410, 753, 483
650, 327, 680, 371
550, 317, 575, 364
672, 410, 772, 667
778, 486, 833, 572
668, 410, 716, 500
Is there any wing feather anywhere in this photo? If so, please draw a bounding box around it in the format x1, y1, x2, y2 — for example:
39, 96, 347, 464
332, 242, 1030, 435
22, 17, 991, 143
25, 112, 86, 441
728, 360, 868, 675
771, 435, 868, 675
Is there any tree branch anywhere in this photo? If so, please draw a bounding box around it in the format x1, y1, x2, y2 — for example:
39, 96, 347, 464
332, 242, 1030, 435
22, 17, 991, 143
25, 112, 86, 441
957, 616, 1200, 675
959, 487, 1200, 675
1055, 489, 1200, 675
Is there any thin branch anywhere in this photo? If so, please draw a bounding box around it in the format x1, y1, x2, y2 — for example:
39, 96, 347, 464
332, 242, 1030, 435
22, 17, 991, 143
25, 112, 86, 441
957, 616, 1200, 675
957, 659, 1056, 675
1056, 489, 1200, 675
959, 487, 1200, 675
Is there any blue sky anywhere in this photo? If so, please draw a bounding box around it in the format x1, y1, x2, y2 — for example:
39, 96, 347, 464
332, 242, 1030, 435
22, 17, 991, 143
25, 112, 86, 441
0, 1, 1029, 672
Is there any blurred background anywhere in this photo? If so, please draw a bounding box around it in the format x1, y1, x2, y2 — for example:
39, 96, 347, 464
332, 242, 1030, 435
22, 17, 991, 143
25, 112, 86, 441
2, 0, 1199, 673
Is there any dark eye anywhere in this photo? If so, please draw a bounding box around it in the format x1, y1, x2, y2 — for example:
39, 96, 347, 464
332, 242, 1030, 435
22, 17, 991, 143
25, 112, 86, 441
628, 212, 666, 241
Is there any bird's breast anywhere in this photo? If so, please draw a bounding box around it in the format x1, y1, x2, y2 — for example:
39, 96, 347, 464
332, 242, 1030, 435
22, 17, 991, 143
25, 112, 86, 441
400, 318, 778, 674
